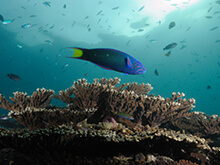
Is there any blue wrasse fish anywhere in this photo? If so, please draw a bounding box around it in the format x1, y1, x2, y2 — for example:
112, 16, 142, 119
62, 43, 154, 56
67, 47, 146, 75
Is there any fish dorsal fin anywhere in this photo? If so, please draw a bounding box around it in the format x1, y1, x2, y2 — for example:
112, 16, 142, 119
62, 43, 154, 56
126, 57, 133, 68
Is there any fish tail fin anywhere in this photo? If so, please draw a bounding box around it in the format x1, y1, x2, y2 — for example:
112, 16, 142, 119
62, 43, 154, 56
67, 47, 86, 58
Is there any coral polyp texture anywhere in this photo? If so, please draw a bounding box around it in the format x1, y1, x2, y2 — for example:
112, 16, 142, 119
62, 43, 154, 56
0, 77, 220, 165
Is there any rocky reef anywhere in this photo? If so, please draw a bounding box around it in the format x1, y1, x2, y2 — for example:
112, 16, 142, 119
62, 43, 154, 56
0, 77, 219, 165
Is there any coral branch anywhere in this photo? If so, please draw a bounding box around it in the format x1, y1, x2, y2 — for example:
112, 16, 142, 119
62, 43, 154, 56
142, 92, 195, 127
8, 107, 97, 130
125, 82, 153, 95
199, 115, 220, 135
0, 88, 54, 111
171, 113, 220, 137
0, 94, 12, 110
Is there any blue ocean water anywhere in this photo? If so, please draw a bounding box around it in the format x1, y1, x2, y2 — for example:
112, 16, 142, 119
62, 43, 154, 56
0, 0, 219, 117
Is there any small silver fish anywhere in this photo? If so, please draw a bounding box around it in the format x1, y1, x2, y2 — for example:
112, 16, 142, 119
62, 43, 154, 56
30, 15, 37, 17
138, 6, 144, 12
45, 40, 53, 46
17, 44, 23, 48
0, 116, 9, 120
138, 29, 144, 32
205, 16, 213, 19
180, 45, 187, 49
62, 64, 69, 68
43, 1, 51, 7
97, 10, 102, 15
210, 26, 218, 31
207, 7, 212, 13
21, 23, 31, 29
213, 11, 220, 15
112, 6, 119, 10
149, 40, 156, 44
2, 20, 12, 24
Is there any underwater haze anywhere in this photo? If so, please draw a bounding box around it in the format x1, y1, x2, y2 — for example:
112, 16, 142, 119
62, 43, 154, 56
0, 0, 220, 116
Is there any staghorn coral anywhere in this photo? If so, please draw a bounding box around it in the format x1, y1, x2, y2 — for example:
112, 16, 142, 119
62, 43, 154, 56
198, 114, 220, 136
0, 88, 54, 111
105, 90, 139, 115
190, 152, 209, 165
8, 107, 97, 130
54, 77, 124, 110
0, 77, 196, 130
54, 78, 100, 110
0, 94, 12, 110
141, 92, 195, 127
53, 77, 153, 125
176, 159, 199, 165
125, 82, 153, 95
171, 113, 220, 138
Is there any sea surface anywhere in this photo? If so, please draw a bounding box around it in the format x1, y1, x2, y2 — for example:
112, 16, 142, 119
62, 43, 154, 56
0, 0, 219, 117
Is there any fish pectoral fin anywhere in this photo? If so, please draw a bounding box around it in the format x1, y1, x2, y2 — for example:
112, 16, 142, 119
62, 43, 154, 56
126, 57, 133, 68
96, 64, 112, 70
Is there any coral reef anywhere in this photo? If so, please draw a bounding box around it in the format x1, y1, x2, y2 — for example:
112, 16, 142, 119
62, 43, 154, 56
0, 124, 219, 165
0, 77, 219, 164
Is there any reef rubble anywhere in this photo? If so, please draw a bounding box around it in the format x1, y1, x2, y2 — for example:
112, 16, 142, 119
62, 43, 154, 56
0, 77, 219, 165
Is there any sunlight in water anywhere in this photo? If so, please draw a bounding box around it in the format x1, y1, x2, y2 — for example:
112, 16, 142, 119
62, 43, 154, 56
137, 0, 201, 20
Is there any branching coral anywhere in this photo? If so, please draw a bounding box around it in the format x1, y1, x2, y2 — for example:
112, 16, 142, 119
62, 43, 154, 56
54, 78, 123, 110
125, 82, 153, 95
198, 115, 220, 136
140, 92, 195, 127
0, 88, 97, 130
54, 78, 100, 110
0, 77, 197, 130
171, 113, 220, 138
4, 88, 54, 111
8, 107, 97, 130
0, 94, 12, 110
105, 90, 139, 115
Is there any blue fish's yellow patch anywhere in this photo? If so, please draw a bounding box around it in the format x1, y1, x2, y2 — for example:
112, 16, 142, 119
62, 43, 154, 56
71, 48, 83, 57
